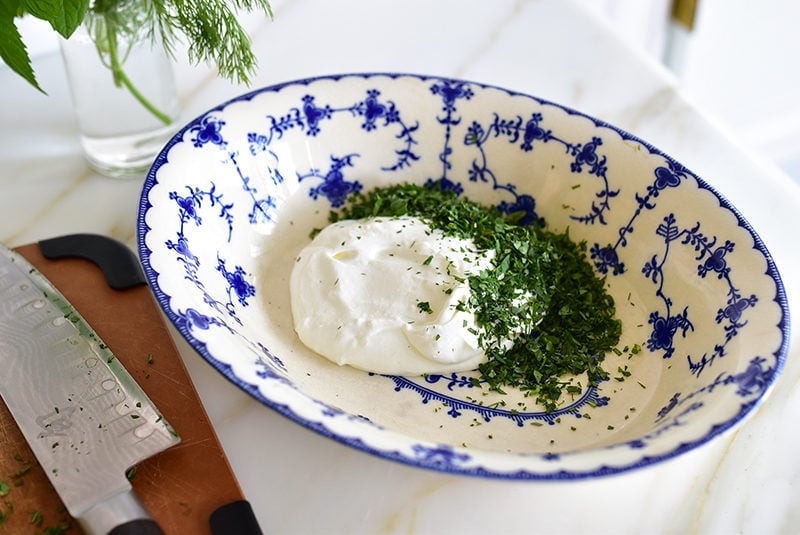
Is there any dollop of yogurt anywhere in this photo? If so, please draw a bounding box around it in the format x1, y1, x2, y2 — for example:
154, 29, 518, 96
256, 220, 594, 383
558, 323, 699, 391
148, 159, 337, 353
290, 216, 493, 375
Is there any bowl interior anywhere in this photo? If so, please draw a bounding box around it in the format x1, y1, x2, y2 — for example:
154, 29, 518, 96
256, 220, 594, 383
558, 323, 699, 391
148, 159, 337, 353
139, 73, 788, 478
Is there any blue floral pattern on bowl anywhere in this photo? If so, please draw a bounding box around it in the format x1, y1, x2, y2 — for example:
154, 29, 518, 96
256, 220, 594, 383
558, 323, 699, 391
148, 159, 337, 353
138, 73, 789, 480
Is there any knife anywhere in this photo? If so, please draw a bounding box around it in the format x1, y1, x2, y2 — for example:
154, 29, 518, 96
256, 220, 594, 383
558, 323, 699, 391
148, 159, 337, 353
0, 241, 179, 535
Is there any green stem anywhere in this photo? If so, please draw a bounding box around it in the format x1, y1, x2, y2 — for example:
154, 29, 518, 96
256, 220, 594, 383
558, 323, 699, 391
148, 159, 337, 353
104, 17, 172, 126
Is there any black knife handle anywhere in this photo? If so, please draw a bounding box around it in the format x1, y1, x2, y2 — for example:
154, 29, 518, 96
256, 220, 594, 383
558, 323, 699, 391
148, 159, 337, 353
108, 519, 165, 535
209, 500, 263, 535
38, 233, 146, 290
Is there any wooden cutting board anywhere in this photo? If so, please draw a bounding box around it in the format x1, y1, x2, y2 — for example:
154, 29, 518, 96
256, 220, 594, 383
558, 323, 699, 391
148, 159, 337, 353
0, 241, 246, 534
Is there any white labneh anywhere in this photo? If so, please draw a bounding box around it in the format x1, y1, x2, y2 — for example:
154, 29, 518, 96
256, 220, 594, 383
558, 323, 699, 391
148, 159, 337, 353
290, 216, 493, 375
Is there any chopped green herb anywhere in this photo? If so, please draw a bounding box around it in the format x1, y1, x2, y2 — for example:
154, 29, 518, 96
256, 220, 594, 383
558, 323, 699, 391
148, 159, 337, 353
417, 301, 433, 314
30, 510, 43, 526
0, 481, 9, 497
615, 365, 632, 382
126, 466, 138, 481
41, 522, 71, 535
13, 465, 31, 478
330, 181, 622, 411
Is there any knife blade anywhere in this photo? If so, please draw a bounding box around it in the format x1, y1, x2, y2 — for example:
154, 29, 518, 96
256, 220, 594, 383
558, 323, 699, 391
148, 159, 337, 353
0, 242, 180, 535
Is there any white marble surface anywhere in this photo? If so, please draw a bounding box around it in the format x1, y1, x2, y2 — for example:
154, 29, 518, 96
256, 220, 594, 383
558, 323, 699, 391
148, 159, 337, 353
2, 1, 799, 533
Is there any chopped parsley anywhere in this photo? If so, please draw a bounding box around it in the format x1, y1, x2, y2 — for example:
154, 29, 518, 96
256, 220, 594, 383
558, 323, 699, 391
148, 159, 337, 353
330, 181, 622, 411
416, 301, 433, 314
126, 465, 138, 481
29, 510, 43, 526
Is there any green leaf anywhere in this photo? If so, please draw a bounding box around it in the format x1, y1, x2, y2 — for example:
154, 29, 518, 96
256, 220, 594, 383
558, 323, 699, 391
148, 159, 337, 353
21, 0, 89, 37
0, 0, 44, 92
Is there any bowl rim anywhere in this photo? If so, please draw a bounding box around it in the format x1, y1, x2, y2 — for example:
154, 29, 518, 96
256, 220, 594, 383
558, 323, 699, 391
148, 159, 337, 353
137, 71, 791, 480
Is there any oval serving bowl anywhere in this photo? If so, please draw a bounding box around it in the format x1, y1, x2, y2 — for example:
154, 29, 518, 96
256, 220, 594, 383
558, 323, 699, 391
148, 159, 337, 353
138, 73, 789, 479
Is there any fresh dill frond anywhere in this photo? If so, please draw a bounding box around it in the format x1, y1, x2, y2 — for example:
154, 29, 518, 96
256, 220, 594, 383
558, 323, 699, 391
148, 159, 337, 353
2, 0, 272, 115
152, 0, 273, 85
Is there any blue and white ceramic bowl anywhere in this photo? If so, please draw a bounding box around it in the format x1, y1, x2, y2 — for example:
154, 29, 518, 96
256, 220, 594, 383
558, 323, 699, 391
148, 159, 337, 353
138, 73, 789, 479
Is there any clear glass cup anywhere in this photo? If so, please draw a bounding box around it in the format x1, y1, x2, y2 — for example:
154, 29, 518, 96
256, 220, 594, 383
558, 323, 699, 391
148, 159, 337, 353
59, 17, 181, 178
